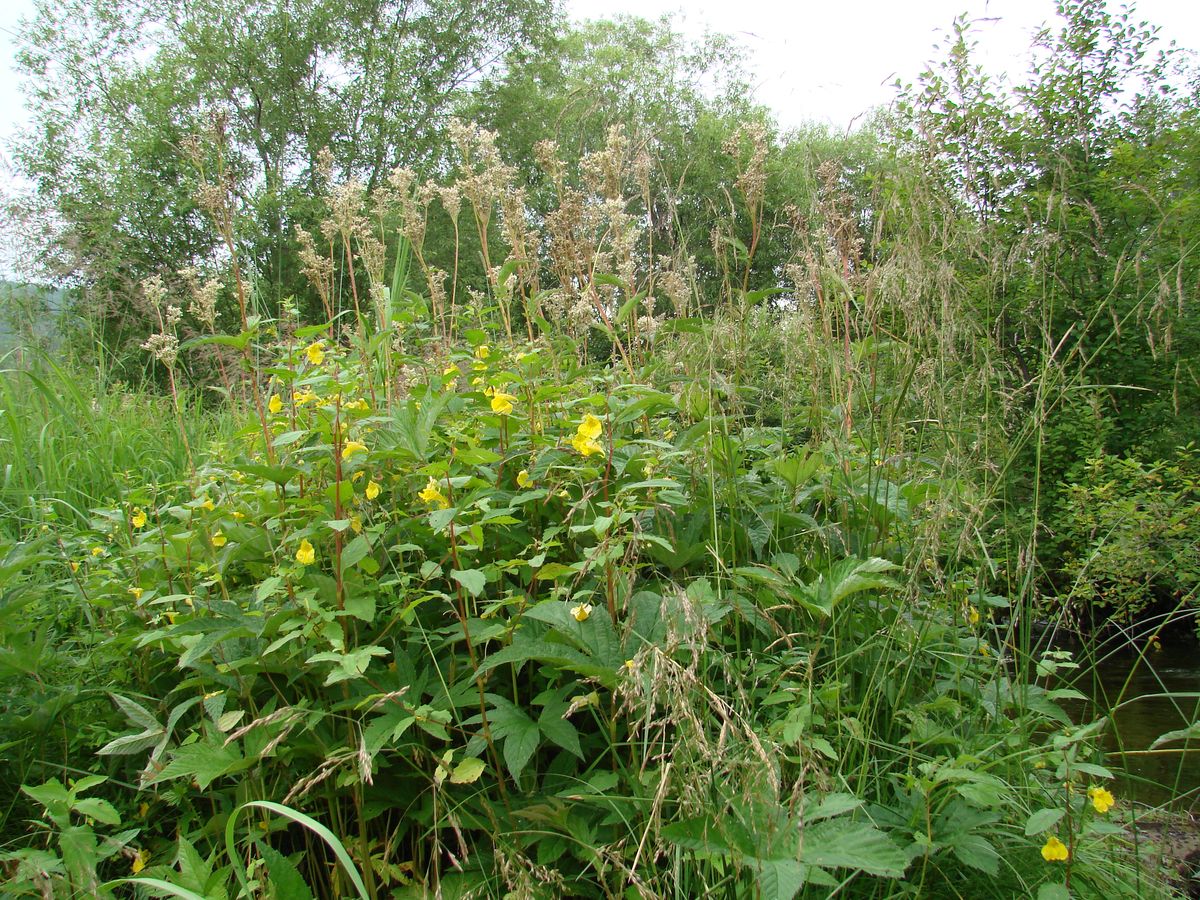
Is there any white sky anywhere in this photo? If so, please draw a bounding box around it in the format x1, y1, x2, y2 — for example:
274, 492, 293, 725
0, 0, 1196, 158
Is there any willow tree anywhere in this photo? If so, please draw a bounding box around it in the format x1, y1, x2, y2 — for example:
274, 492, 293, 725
12, 0, 556, 330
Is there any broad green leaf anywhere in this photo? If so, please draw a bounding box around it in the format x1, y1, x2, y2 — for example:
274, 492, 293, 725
801, 819, 907, 877
449, 757, 487, 784
451, 568, 487, 597
1024, 808, 1065, 836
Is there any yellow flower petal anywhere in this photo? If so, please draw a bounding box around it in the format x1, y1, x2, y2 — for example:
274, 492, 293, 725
211, 532, 227, 548
571, 433, 603, 457
1088, 785, 1115, 814
296, 539, 315, 566
268, 393, 283, 414
1041, 836, 1069, 862
418, 477, 449, 509
131, 849, 150, 875
131, 508, 147, 528
571, 603, 593, 622
516, 470, 532, 488
129, 586, 143, 601
577, 413, 603, 441
305, 342, 325, 365
491, 392, 515, 416
366, 480, 381, 501
342, 440, 368, 461
475, 344, 490, 360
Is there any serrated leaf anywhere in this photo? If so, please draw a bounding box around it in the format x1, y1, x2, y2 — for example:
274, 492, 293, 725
801, 819, 907, 877
261, 845, 316, 900
72, 797, 122, 826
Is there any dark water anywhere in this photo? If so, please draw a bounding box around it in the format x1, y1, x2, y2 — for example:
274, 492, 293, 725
1073, 641, 1200, 809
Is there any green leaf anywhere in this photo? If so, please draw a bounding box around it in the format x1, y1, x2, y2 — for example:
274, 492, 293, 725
151, 741, 246, 789
73, 797, 122, 827
450, 568, 487, 597
1025, 808, 1065, 836
449, 757, 487, 785
801, 819, 907, 877
342, 592, 376, 624
1037, 884, 1070, 900
261, 845, 316, 900
340, 535, 371, 573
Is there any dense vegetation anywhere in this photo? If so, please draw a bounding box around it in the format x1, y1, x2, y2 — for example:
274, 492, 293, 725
0, 0, 1198, 896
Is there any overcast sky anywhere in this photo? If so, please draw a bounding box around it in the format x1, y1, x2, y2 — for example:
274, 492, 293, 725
0, 0, 1197, 161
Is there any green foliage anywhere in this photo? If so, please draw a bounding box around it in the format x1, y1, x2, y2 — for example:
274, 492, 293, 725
1058, 447, 1200, 625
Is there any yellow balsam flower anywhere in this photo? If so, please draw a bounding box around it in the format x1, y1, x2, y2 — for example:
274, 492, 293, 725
131, 507, 147, 528
366, 480, 381, 501
571, 603, 593, 622
571, 413, 604, 457
516, 470, 532, 488
200, 497, 215, 511
1041, 836, 1069, 862
268, 393, 283, 414
129, 587, 143, 601
490, 391, 516, 416
475, 344, 490, 360
69, 561, 79, 573
131, 848, 150, 875
91, 546, 104, 557
443, 365, 459, 378
342, 440, 368, 461
305, 341, 325, 365
211, 532, 227, 548
295, 539, 315, 566
418, 477, 449, 509
968, 605, 980, 625
350, 515, 363, 534
1088, 785, 1115, 814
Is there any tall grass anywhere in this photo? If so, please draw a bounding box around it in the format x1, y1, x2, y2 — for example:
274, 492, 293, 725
0, 350, 232, 535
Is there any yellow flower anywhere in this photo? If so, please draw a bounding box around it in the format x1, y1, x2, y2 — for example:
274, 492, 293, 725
571, 433, 603, 457
343, 397, 369, 412
342, 440, 368, 461
663, 428, 675, 441
293, 388, 317, 406
231, 510, 245, 520
443, 365, 459, 377
69, 561, 79, 573
350, 515, 363, 534
490, 391, 516, 416
1088, 785, 1115, 814
419, 477, 449, 509
968, 605, 980, 625
295, 539, 315, 566
516, 470, 532, 488
366, 480, 381, 501
91, 546, 104, 557
164, 611, 177, 625
305, 341, 325, 365
268, 393, 283, 414
475, 344, 490, 360
578, 414, 603, 440
200, 498, 215, 511
211, 532, 227, 548
571, 413, 604, 457
131, 848, 150, 875
571, 603, 593, 622
129, 587, 143, 601
1040, 836, 1069, 862
131, 507, 147, 528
